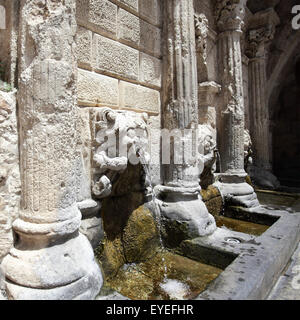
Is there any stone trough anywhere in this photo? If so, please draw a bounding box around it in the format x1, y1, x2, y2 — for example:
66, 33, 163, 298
1, 0, 299, 301
97, 190, 300, 300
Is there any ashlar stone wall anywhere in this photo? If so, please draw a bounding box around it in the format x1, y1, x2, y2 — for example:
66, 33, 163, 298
76, 0, 162, 115
0, 90, 20, 261
0, 0, 19, 87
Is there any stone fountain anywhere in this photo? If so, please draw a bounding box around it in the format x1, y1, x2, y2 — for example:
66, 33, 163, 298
0, 0, 300, 301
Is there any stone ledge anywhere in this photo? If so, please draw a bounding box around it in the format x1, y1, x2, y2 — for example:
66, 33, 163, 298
192, 209, 300, 300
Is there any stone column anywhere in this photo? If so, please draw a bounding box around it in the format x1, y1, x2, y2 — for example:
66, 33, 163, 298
214, 0, 259, 207
161, 0, 199, 188
1, 0, 102, 299
157, 0, 216, 240
246, 9, 280, 189
216, 0, 246, 177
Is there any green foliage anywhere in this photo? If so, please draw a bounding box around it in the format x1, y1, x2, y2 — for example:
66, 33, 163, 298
0, 81, 12, 92
0, 60, 12, 92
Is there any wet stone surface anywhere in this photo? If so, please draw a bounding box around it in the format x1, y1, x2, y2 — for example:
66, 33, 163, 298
256, 190, 300, 213
215, 216, 270, 236
103, 250, 223, 300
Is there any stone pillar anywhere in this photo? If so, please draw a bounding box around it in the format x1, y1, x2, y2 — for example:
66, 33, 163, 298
216, 0, 246, 177
214, 0, 259, 207
1, 0, 102, 299
157, 0, 216, 240
246, 9, 280, 189
161, 0, 199, 188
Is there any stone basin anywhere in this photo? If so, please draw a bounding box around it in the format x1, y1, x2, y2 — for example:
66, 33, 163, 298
100, 250, 225, 300
97, 189, 300, 300
256, 189, 300, 213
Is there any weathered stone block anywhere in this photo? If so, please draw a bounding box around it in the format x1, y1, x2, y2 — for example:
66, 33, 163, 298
140, 52, 161, 87
76, 26, 92, 68
140, 20, 161, 57
0, 0, 18, 86
119, 81, 160, 113
118, 8, 140, 46
78, 69, 119, 107
0, 90, 20, 261
139, 0, 161, 26
117, 0, 138, 12
89, 0, 117, 36
76, 0, 89, 25
93, 34, 139, 80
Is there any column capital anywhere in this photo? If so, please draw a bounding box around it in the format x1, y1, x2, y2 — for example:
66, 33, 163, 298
246, 8, 280, 58
215, 0, 247, 33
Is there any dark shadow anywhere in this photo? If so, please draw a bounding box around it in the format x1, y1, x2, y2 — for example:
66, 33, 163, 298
272, 56, 300, 187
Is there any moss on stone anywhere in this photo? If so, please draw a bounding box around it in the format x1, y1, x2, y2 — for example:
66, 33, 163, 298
161, 219, 190, 248
246, 175, 253, 186
201, 185, 223, 216
107, 250, 223, 300
97, 197, 160, 281
97, 236, 126, 280
205, 196, 223, 216
200, 185, 221, 201
123, 205, 160, 263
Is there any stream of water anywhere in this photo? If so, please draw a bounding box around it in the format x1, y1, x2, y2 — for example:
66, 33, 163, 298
216, 150, 222, 174
136, 147, 197, 299
137, 148, 168, 280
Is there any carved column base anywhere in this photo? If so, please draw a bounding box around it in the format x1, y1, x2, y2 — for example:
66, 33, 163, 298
154, 186, 216, 246
214, 172, 260, 208
248, 165, 280, 190
78, 200, 104, 249
1, 207, 103, 300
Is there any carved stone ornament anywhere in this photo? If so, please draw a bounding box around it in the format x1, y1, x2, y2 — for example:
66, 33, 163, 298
246, 25, 276, 58
215, 0, 247, 32
92, 108, 150, 199
194, 13, 209, 57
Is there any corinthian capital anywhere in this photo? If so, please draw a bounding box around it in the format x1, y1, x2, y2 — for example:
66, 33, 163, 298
215, 0, 247, 32
246, 8, 280, 58
246, 25, 276, 58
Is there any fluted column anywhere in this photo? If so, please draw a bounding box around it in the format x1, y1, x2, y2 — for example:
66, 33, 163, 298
162, 0, 199, 188
157, 0, 216, 239
246, 9, 280, 188
248, 35, 271, 170
214, 0, 260, 208
1, 0, 102, 299
216, 0, 247, 178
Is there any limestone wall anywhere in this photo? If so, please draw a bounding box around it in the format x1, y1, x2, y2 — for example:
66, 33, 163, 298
76, 0, 162, 115
75, 0, 163, 187
0, 0, 18, 87
0, 90, 20, 261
